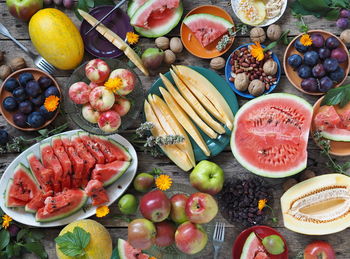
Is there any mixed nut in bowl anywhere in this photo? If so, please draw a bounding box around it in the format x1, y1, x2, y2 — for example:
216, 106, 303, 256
225, 43, 281, 98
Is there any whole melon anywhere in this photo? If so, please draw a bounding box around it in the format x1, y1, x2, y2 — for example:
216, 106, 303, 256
56, 219, 112, 259
29, 8, 84, 70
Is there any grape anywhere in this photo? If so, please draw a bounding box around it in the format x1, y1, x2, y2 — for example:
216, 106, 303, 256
311, 33, 324, 48
340, 9, 350, 18
336, 18, 349, 29
319, 76, 333, 92
301, 78, 318, 92
262, 235, 285, 255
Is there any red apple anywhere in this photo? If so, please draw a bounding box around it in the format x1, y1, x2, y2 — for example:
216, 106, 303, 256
109, 68, 136, 95
82, 103, 100, 124
155, 221, 176, 247
98, 110, 121, 133
140, 190, 171, 222
304, 241, 336, 259
6, 0, 42, 21
112, 97, 131, 116
170, 194, 189, 224
85, 59, 110, 83
185, 192, 218, 224
175, 221, 208, 255
69, 82, 91, 105
128, 218, 156, 250
89, 86, 115, 111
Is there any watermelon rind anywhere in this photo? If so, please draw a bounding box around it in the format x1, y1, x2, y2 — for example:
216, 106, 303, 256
107, 138, 132, 162
131, 1, 183, 38
320, 130, 350, 142
4, 179, 15, 208
231, 93, 313, 178
127, 0, 146, 18
240, 232, 259, 259
183, 13, 234, 29
104, 161, 131, 187
118, 238, 150, 259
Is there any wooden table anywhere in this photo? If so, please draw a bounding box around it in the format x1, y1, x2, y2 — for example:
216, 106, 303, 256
1, 1, 350, 258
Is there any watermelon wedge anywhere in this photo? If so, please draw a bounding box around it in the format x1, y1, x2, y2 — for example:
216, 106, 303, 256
240, 232, 268, 259
27, 153, 54, 193
41, 142, 63, 192
36, 189, 88, 222
52, 136, 72, 189
25, 191, 53, 213
5, 164, 41, 208
183, 13, 234, 47
85, 179, 109, 206
127, 0, 148, 17
118, 239, 150, 259
92, 160, 130, 187
79, 132, 105, 164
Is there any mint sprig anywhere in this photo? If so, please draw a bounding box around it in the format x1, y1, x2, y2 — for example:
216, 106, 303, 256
321, 84, 350, 108
55, 227, 91, 257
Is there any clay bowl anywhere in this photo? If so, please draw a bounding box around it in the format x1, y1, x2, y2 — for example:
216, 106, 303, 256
311, 96, 350, 156
0, 68, 61, 131
283, 30, 350, 96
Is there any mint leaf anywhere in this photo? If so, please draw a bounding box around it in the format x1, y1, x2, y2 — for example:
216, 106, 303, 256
321, 84, 350, 107
55, 227, 91, 257
0, 229, 10, 250
73, 226, 90, 249
22, 242, 48, 259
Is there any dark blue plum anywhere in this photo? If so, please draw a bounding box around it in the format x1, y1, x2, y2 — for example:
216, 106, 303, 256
323, 58, 339, 72
3, 96, 18, 112
312, 64, 326, 78
311, 33, 324, 48
325, 37, 340, 49
301, 78, 318, 92
31, 94, 45, 106
304, 51, 319, 66
13, 113, 27, 128
318, 48, 331, 60
336, 18, 349, 29
294, 39, 309, 53
298, 65, 312, 79
12, 87, 27, 102
318, 76, 334, 92
288, 54, 303, 69
39, 105, 56, 120
0, 129, 9, 145
38, 76, 53, 90
25, 80, 41, 97
44, 86, 60, 98
27, 111, 45, 128
18, 72, 34, 87
18, 100, 33, 114
4, 78, 19, 93
329, 67, 345, 83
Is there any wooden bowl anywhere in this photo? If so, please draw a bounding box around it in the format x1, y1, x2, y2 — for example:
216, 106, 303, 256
311, 97, 350, 156
180, 5, 235, 59
0, 68, 61, 131
283, 30, 350, 95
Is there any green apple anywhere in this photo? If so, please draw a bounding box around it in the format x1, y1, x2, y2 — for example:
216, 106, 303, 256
189, 160, 224, 195
118, 194, 138, 215
133, 173, 154, 192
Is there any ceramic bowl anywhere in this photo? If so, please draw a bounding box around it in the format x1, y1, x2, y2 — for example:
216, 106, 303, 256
0, 68, 60, 131
283, 30, 350, 96
225, 43, 281, 99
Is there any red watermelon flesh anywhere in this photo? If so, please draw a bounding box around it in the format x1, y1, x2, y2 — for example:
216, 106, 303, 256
91, 135, 131, 162
27, 153, 54, 193
118, 238, 150, 259
25, 190, 53, 213
337, 103, 350, 130
92, 160, 130, 187
79, 132, 105, 164
52, 136, 72, 189
240, 232, 268, 259
41, 143, 63, 192
314, 105, 342, 131
85, 179, 109, 206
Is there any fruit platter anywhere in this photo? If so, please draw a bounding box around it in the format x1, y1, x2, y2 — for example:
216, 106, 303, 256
1, 0, 350, 258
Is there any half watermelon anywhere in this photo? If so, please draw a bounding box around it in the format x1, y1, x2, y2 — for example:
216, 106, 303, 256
27, 153, 54, 193
118, 238, 150, 259
92, 160, 130, 187
127, 0, 148, 17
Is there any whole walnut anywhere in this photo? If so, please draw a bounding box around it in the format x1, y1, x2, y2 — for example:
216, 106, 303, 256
235, 73, 250, 91
9, 57, 26, 71
0, 65, 12, 80
250, 27, 266, 43
164, 49, 176, 65
155, 37, 170, 50
267, 24, 282, 41
210, 57, 225, 70
170, 37, 183, 53
340, 29, 350, 45
263, 59, 278, 75
248, 79, 265, 96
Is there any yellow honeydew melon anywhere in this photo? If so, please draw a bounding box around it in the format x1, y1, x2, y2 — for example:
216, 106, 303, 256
170, 69, 225, 134
281, 174, 350, 235
159, 87, 210, 156
159, 73, 217, 139
144, 100, 193, 171
174, 65, 234, 130
237, 0, 266, 26
29, 8, 84, 70
56, 219, 112, 259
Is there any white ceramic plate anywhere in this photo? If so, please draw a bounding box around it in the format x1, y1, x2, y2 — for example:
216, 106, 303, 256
231, 0, 287, 27
0, 129, 138, 227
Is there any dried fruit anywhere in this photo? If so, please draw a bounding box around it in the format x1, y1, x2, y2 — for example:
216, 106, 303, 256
0, 65, 12, 80
155, 37, 170, 50
164, 50, 176, 65
248, 79, 265, 96
267, 24, 281, 41
169, 37, 183, 53
340, 29, 350, 45
263, 59, 278, 75
250, 27, 266, 43
210, 57, 225, 70
9, 57, 26, 71
235, 73, 250, 91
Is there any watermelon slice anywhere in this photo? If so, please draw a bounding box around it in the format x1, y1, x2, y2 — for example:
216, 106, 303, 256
118, 239, 150, 259
79, 132, 105, 164
85, 179, 109, 206
92, 160, 130, 187
183, 13, 234, 47
27, 153, 54, 193
240, 232, 268, 259
35, 189, 88, 222
5, 164, 41, 207
130, 0, 183, 38
25, 191, 53, 213
40, 142, 63, 192
52, 136, 72, 189
127, 0, 148, 17
231, 93, 313, 178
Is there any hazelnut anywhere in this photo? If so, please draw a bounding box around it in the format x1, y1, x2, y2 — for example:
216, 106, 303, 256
155, 37, 170, 50
248, 79, 265, 96
250, 27, 266, 43
267, 24, 282, 41
235, 73, 250, 91
170, 37, 183, 53
282, 178, 298, 192
164, 49, 176, 65
263, 59, 278, 75
299, 169, 316, 182
340, 29, 350, 45
0, 65, 12, 80
210, 57, 225, 70
9, 57, 26, 71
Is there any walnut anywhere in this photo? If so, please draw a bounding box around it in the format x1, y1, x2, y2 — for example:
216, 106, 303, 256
250, 27, 266, 43
0, 65, 12, 80
170, 37, 183, 53
248, 79, 265, 96
263, 59, 278, 75
155, 37, 170, 50
164, 50, 176, 65
340, 29, 350, 45
9, 57, 26, 71
235, 73, 250, 91
267, 24, 282, 41
210, 57, 225, 70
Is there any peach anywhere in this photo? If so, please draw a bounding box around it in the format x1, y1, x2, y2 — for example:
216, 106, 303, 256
85, 59, 110, 83
89, 82, 103, 90
82, 103, 100, 123
112, 97, 132, 116
109, 68, 136, 95
69, 82, 91, 105
98, 110, 121, 133
89, 86, 115, 112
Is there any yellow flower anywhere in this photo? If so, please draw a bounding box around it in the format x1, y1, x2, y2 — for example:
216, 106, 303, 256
300, 34, 312, 46
104, 77, 123, 94
258, 199, 267, 212
155, 174, 172, 191
96, 205, 110, 218
44, 95, 60, 112
149, 257, 157, 259
126, 31, 139, 45
2, 214, 12, 229
250, 42, 264, 61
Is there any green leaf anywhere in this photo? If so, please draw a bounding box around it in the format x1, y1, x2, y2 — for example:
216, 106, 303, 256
38, 129, 49, 137
73, 227, 90, 249
291, 1, 324, 17
5, 243, 13, 257
0, 229, 10, 251
331, 0, 350, 8
324, 8, 340, 20
29, 230, 44, 241
75, 0, 89, 20
12, 243, 21, 256
263, 41, 278, 52
0, 251, 9, 259
17, 229, 29, 242
321, 84, 350, 107
94, 0, 115, 6
55, 227, 90, 257
22, 242, 48, 259
300, 0, 330, 11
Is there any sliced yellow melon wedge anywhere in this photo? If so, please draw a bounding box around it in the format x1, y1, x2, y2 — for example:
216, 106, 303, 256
174, 65, 234, 130
159, 73, 218, 139
159, 87, 211, 156
148, 94, 196, 167
144, 100, 193, 171
170, 69, 225, 135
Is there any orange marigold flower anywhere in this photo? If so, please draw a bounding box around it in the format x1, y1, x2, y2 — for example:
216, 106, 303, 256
96, 205, 110, 218
300, 34, 312, 46
126, 31, 139, 45
104, 77, 123, 94
2, 214, 12, 229
258, 199, 267, 212
250, 42, 264, 61
155, 174, 172, 191
44, 95, 60, 112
